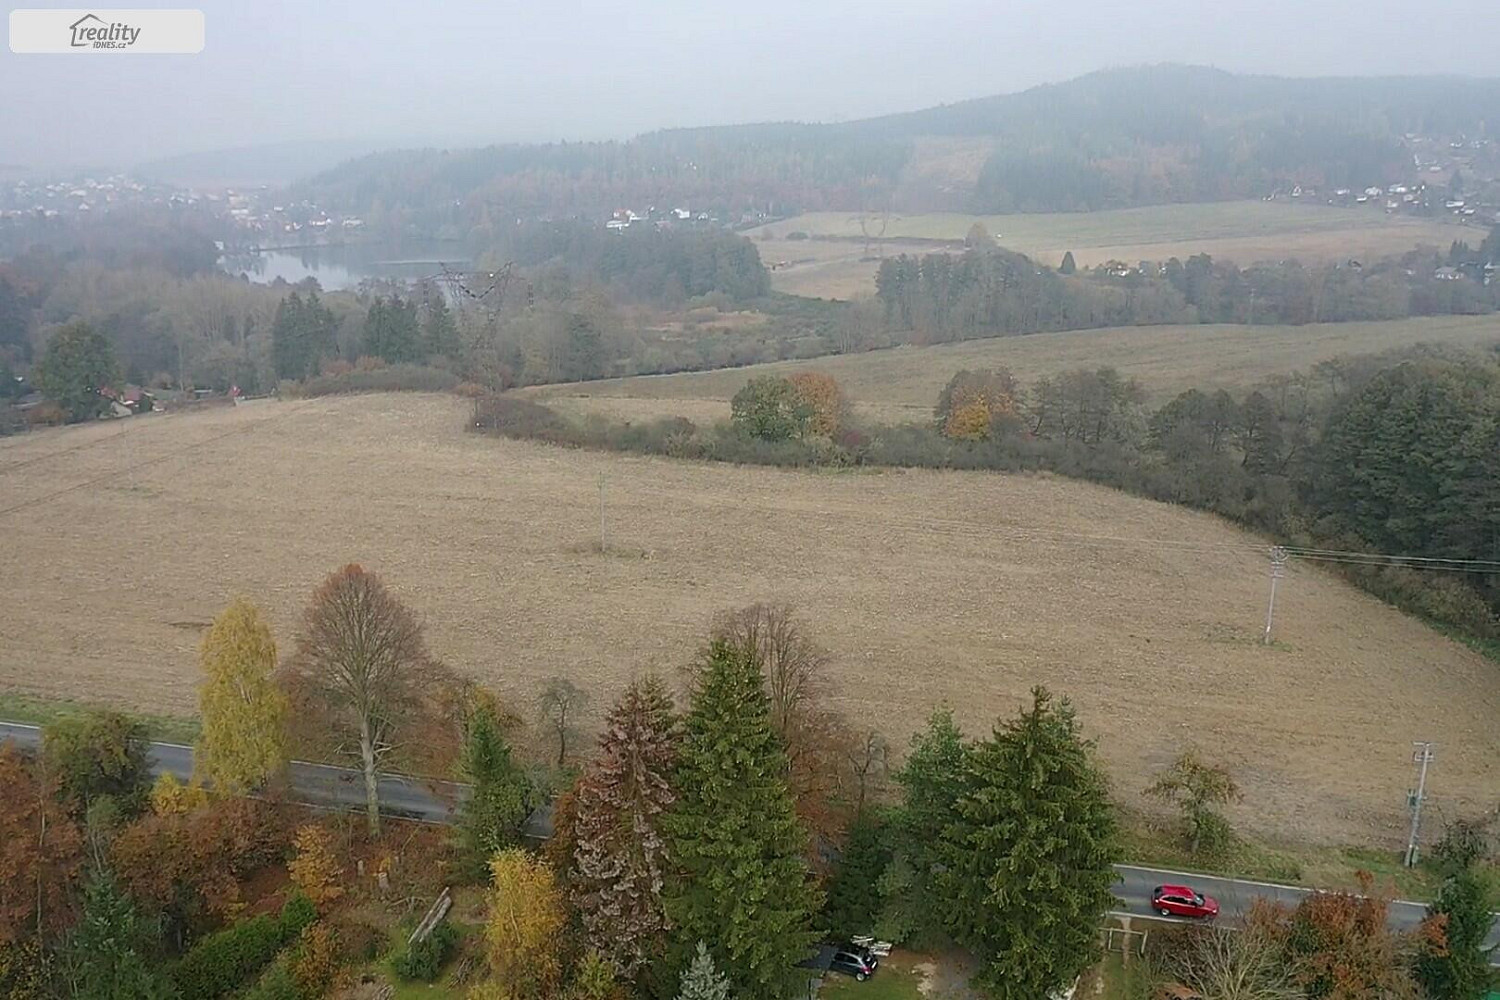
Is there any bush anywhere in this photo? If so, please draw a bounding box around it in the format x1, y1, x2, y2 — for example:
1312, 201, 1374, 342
239, 962, 299, 1000
171, 893, 316, 1000
291, 364, 458, 398
23, 401, 67, 427
391, 922, 459, 982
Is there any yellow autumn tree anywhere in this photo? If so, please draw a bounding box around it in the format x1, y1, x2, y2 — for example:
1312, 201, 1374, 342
149, 771, 209, 815
484, 849, 565, 998
937, 368, 1019, 440
196, 597, 287, 794
786, 372, 847, 438
288, 824, 344, 907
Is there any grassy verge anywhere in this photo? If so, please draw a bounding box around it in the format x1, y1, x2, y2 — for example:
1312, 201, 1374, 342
0, 689, 200, 744
1117, 807, 1494, 901
1436, 624, 1500, 666
819, 952, 925, 1000
1092, 952, 1151, 1000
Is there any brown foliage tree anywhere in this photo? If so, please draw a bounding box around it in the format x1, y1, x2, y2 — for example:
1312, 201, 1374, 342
0, 745, 85, 945
283, 564, 436, 835
110, 796, 291, 942
289, 824, 345, 908
569, 677, 680, 979
786, 372, 848, 438
1249, 878, 1430, 1000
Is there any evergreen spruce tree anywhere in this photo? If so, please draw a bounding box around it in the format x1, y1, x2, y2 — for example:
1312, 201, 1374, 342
676, 941, 730, 1000
457, 701, 533, 878
1417, 867, 1498, 1000
823, 810, 892, 940
1059, 251, 1078, 275
937, 687, 1119, 1000
663, 639, 819, 998
65, 869, 171, 1000
423, 295, 460, 359
571, 677, 680, 979
877, 708, 967, 945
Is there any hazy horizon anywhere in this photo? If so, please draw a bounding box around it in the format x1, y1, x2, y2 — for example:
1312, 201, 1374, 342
3, 0, 1500, 173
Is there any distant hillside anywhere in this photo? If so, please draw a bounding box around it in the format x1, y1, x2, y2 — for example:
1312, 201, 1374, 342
289, 65, 1500, 241
136, 138, 398, 187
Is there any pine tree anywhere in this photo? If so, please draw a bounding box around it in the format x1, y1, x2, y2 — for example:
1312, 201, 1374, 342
877, 708, 966, 945
663, 640, 819, 999
64, 869, 171, 1000
197, 597, 288, 794
423, 295, 460, 359
456, 700, 533, 877
937, 687, 1119, 1000
676, 941, 730, 1000
1416, 868, 1498, 1000
823, 811, 892, 940
571, 677, 680, 979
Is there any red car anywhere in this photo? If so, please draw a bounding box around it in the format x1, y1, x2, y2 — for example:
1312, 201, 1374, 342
1151, 884, 1219, 919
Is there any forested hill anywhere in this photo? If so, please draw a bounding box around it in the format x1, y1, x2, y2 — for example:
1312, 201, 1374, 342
291, 65, 1500, 239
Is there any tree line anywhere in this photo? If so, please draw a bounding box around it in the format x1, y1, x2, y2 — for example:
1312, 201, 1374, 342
874, 236, 1500, 345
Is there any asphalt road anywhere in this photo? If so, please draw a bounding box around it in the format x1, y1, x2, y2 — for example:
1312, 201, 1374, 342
0, 720, 466, 822
4, 721, 1496, 953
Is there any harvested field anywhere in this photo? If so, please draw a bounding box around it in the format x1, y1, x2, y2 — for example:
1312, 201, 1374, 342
748, 201, 1478, 299
3, 393, 1498, 846
534, 315, 1500, 424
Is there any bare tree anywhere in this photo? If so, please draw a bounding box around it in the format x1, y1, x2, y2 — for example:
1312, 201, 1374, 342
284, 564, 432, 836
845, 730, 889, 815
712, 602, 827, 743
538, 676, 588, 768
1162, 925, 1303, 1000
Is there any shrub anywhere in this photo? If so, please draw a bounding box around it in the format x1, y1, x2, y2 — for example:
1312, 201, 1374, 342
171, 893, 316, 1000
294, 364, 458, 398
22, 401, 67, 427
392, 921, 459, 982
239, 962, 299, 1000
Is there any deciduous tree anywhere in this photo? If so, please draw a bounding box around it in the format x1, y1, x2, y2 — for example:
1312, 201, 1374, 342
786, 372, 848, 438
288, 824, 345, 909
197, 597, 288, 794
570, 677, 680, 979
730, 376, 812, 442
0, 744, 85, 945
42, 710, 152, 818
1145, 749, 1242, 856
484, 849, 566, 999
663, 639, 819, 998
36, 321, 116, 422
538, 676, 588, 768
283, 564, 434, 835
937, 687, 1119, 999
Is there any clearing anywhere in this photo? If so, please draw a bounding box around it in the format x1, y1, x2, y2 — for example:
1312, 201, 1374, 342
2, 393, 1497, 847
533, 315, 1500, 424
748, 201, 1478, 299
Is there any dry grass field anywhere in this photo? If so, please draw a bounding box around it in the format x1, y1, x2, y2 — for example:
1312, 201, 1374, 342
535, 315, 1500, 424
748, 201, 1478, 299
3, 393, 1498, 846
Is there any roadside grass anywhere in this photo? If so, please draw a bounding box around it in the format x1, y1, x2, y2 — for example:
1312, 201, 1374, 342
1117, 807, 1500, 902
819, 951, 925, 1000
1091, 952, 1151, 1000
0, 689, 200, 744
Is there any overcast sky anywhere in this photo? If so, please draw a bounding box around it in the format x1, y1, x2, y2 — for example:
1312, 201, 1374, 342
3, 0, 1499, 171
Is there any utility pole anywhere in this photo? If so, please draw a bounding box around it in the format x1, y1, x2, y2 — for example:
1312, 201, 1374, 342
597, 472, 606, 553
1262, 546, 1288, 645
1404, 741, 1435, 867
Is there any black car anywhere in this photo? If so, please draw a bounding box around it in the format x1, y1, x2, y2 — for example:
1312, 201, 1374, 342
827, 944, 878, 981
